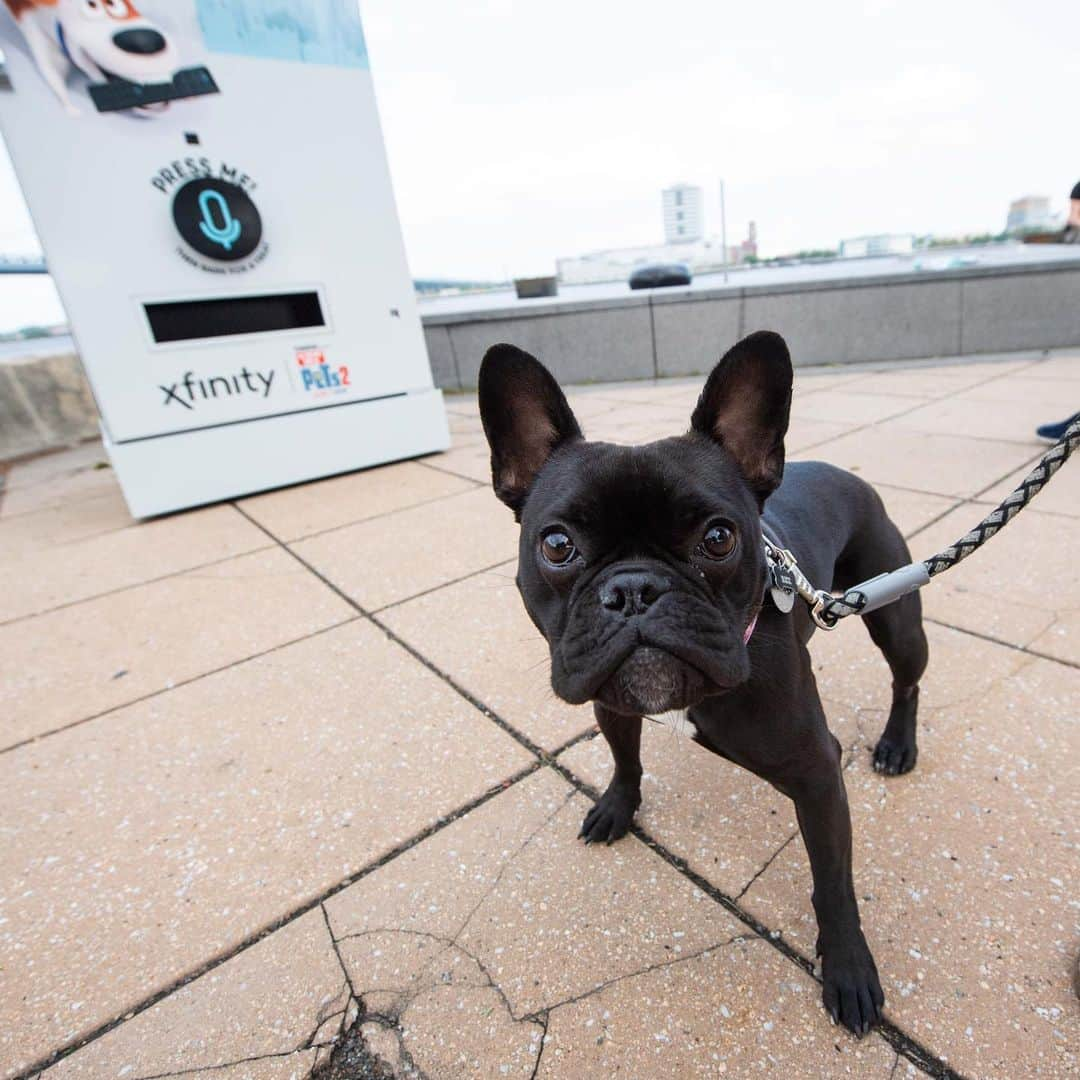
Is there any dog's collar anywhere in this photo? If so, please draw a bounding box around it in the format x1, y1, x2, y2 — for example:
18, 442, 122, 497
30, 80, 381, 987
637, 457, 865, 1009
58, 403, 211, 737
56, 23, 74, 64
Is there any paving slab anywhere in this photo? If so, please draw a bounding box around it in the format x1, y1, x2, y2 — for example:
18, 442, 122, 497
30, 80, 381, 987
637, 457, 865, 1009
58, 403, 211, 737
293, 486, 520, 612
1014, 352, 1080, 380
863, 484, 959, 540
955, 371, 1080, 406
44, 909, 344, 1079
809, 424, 1037, 498
1027, 612, 1080, 667
789, 390, 926, 427
4, 356, 1077, 1078
976, 451, 1080, 519
887, 392, 1063, 445
0, 620, 532, 1073
0, 503, 270, 623
0, 441, 110, 495
740, 646, 1080, 1079
913, 504, 1077, 660
559, 731, 800, 901
794, 370, 889, 396
557, 623, 1016, 913
0, 546, 354, 749
564, 392, 657, 421
838, 358, 1039, 399
237, 460, 476, 542
324, 768, 898, 1078
380, 560, 594, 752
417, 442, 494, 484
784, 415, 860, 453
0, 449, 117, 517
0, 488, 133, 556
539, 944, 899, 1079
809, 620, 1032, 725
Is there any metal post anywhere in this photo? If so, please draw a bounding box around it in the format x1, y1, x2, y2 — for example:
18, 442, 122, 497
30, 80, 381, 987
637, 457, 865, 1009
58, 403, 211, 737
719, 178, 728, 284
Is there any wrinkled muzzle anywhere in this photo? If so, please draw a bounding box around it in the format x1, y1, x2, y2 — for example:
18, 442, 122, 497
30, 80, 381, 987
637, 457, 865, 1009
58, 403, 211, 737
550, 588, 752, 715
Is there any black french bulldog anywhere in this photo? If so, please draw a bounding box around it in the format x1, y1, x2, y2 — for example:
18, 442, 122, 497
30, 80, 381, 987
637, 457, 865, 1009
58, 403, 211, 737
478, 331, 929, 1037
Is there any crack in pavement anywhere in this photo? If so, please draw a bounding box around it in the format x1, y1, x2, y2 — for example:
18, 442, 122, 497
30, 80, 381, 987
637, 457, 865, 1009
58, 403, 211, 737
735, 829, 800, 901
121, 1044, 332, 1080
524, 932, 762, 1020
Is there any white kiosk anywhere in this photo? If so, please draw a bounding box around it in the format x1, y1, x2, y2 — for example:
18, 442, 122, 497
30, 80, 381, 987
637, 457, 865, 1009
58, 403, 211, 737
0, 0, 448, 517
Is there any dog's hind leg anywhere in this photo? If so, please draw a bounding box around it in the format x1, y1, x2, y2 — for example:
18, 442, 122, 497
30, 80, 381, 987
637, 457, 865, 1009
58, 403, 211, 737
834, 505, 929, 775
863, 589, 928, 774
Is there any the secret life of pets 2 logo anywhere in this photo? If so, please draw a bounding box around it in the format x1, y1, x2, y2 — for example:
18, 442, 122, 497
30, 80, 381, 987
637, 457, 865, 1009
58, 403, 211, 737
152, 157, 269, 273
295, 347, 351, 398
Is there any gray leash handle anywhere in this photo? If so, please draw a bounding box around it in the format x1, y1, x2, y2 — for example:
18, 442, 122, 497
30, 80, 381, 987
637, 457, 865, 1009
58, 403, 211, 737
814, 415, 1079, 628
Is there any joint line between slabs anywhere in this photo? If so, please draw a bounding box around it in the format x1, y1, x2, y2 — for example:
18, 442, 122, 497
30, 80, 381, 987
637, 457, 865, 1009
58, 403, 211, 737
9, 759, 544, 1080
923, 616, 1078, 671
18, 498, 976, 1078
0, 614, 363, 758
546, 756, 967, 1080
236, 498, 971, 1078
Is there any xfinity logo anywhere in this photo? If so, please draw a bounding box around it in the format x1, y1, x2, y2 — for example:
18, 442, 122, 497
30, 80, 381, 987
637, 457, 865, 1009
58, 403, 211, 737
161, 368, 274, 410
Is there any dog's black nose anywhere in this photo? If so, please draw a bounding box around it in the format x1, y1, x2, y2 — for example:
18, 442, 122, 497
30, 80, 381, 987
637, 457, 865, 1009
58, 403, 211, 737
113, 28, 167, 55
600, 572, 669, 616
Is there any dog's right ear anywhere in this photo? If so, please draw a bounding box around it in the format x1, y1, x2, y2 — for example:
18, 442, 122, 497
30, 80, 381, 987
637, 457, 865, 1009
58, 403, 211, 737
478, 344, 582, 518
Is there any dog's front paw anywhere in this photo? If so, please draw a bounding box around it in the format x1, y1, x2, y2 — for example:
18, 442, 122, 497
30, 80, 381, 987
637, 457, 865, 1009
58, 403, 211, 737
579, 781, 640, 845
872, 732, 917, 775
820, 937, 884, 1036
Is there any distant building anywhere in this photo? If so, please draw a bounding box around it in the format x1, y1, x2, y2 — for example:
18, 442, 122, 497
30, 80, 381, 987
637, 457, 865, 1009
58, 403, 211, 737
662, 184, 705, 244
839, 234, 915, 258
1005, 196, 1054, 234
739, 221, 758, 262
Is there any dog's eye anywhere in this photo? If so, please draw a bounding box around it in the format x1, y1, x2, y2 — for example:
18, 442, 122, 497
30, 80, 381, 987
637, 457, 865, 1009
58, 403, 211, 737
82, 0, 105, 16
700, 522, 737, 560
104, 0, 130, 16
540, 530, 576, 567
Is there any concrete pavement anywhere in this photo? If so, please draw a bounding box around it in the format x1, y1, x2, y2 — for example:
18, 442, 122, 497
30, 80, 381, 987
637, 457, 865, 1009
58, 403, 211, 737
1, 350, 1077, 1078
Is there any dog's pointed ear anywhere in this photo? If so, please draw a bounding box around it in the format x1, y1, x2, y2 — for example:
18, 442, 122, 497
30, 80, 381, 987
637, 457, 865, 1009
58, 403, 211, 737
691, 330, 793, 504
479, 344, 583, 517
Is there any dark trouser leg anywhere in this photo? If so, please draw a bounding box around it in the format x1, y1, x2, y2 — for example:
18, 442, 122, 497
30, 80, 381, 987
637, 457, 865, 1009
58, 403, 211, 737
579, 705, 642, 844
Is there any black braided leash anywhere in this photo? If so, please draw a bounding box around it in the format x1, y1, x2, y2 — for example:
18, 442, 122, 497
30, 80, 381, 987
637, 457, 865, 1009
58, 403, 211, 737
812, 416, 1080, 628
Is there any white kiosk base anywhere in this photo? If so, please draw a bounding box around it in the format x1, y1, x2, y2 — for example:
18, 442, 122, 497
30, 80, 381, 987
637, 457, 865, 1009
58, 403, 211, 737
104, 388, 450, 519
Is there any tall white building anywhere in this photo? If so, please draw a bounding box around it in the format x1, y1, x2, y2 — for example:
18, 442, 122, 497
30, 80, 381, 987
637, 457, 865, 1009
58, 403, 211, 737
662, 184, 705, 244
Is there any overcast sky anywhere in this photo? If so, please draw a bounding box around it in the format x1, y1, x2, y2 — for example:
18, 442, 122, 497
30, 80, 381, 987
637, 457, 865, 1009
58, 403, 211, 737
0, 0, 1075, 326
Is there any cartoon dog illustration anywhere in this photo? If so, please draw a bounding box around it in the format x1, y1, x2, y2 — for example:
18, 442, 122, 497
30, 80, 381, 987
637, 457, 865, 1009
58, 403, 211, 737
3, 0, 188, 116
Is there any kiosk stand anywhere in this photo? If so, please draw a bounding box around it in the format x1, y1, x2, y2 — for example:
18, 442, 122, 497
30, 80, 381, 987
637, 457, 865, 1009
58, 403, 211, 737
0, 0, 448, 517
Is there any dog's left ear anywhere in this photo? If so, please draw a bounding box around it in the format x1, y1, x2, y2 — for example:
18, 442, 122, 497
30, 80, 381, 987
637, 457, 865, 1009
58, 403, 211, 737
691, 330, 793, 505
479, 343, 583, 518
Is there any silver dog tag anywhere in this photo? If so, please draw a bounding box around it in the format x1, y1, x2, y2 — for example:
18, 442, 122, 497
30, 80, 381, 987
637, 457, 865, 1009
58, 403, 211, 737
771, 586, 796, 613
769, 563, 797, 613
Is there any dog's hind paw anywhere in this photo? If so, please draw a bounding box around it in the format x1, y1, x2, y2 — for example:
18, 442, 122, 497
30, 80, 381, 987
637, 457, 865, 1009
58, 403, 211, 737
579, 781, 640, 845
872, 733, 917, 775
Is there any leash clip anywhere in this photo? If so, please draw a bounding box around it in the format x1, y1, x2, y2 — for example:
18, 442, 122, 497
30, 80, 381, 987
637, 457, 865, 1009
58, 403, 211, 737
763, 537, 841, 631
809, 593, 840, 631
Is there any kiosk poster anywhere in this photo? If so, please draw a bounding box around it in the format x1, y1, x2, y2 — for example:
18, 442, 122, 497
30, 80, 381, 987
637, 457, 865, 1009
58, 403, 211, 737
0, 1, 446, 514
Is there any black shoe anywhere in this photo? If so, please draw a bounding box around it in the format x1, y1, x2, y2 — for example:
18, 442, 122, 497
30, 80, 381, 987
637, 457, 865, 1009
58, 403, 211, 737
1035, 412, 1080, 441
